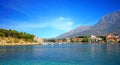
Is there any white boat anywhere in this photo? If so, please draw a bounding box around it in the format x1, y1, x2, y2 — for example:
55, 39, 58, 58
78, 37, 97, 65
42, 43, 48, 45
59, 43, 62, 44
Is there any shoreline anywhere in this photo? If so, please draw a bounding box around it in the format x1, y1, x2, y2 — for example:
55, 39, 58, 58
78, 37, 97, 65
0, 42, 119, 46
0, 42, 41, 46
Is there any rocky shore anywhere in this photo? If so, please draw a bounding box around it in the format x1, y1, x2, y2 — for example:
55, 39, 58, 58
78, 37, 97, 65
0, 42, 40, 46
0, 37, 40, 46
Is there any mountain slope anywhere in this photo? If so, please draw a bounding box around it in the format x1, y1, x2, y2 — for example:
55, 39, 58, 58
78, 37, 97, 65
57, 11, 120, 38
57, 26, 90, 38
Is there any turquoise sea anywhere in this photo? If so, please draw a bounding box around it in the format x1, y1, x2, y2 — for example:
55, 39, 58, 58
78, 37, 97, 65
0, 43, 120, 65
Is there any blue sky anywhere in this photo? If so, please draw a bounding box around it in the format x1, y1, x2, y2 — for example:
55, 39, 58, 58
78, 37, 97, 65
0, 0, 120, 38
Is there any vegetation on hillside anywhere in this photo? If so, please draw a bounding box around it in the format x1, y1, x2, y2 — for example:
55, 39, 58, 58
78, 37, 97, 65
0, 28, 35, 42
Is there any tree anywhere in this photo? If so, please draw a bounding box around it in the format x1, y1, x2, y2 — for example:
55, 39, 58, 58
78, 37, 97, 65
0, 28, 35, 42
0, 32, 4, 36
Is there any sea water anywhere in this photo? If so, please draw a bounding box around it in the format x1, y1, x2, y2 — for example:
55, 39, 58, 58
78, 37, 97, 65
0, 43, 120, 65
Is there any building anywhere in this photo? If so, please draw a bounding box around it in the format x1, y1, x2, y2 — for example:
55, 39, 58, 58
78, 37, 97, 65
72, 38, 79, 42
66, 38, 71, 43
55, 39, 64, 43
71, 37, 84, 42
89, 35, 103, 43
34, 37, 44, 44
89, 35, 97, 43
106, 34, 117, 43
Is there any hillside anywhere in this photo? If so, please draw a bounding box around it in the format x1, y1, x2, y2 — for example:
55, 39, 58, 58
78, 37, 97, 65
57, 26, 90, 38
0, 28, 37, 45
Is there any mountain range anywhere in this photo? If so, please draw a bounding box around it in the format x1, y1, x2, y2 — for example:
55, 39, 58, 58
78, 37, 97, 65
57, 11, 120, 39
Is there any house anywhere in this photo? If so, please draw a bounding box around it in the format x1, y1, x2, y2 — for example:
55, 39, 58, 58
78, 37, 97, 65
71, 37, 84, 42
89, 35, 103, 43
106, 34, 117, 43
58, 40, 64, 43
66, 38, 71, 43
72, 38, 79, 42
89, 35, 97, 43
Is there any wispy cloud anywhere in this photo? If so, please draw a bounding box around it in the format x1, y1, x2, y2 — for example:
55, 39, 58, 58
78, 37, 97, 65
4, 17, 74, 31
51, 17, 74, 31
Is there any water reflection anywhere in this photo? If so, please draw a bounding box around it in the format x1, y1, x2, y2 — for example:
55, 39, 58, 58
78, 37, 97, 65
0, 46, 34, 61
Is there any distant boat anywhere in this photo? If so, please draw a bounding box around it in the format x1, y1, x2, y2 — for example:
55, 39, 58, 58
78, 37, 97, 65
51, 43, 54, 46
42, 43, 48, 45
59, 43, 62, 44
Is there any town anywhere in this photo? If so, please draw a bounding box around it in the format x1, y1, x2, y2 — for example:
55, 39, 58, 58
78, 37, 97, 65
36, 33, 120, 44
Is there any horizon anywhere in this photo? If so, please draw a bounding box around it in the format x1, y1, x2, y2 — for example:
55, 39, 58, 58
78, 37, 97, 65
0, 0, 120, 38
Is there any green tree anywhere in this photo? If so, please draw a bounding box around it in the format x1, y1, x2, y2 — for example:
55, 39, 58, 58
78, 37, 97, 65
0, 32, 4, 36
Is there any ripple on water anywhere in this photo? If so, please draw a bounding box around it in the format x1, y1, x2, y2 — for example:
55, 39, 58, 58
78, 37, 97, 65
0, 43, 120, 65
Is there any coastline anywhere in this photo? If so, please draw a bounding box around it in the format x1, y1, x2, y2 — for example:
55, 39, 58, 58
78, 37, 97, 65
0, 37, 43, 46
0, 42, 41, 46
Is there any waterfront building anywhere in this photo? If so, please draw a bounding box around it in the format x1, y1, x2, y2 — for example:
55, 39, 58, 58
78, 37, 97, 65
66, 38, 71, 43
72, 38, 79, 42
89, 35, 97, 43
89, 35, 103, 43
58, 40, 64, 43
106, 34, 117, 43
34, 37, 44, 44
